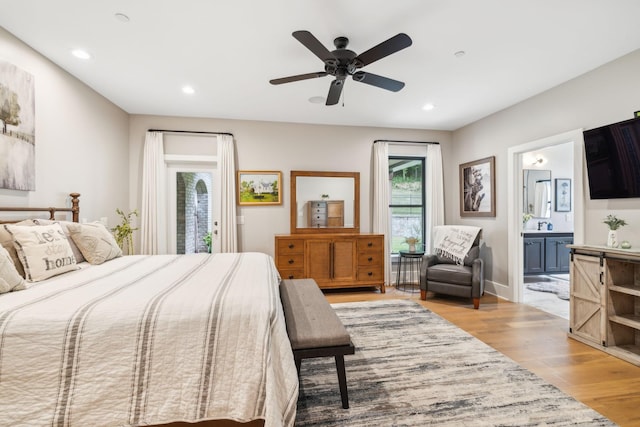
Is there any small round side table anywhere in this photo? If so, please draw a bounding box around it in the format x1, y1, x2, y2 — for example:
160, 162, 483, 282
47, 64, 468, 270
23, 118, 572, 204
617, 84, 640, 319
395, 250, 425, 292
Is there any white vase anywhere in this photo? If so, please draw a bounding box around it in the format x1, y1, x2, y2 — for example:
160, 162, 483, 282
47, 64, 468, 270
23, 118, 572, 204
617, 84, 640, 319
607, 230, 619, 248
409, 243, 416, 252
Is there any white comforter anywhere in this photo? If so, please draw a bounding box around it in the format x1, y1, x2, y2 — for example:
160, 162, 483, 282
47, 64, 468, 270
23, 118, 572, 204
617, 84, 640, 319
0, 253, 298, 427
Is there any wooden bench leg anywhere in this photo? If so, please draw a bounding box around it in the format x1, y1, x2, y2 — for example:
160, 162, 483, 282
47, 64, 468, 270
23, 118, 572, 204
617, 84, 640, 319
334, 355, 349, 409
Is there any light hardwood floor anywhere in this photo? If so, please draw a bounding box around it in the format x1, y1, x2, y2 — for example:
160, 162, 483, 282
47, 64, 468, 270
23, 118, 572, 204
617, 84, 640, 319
323, 287, 640, 427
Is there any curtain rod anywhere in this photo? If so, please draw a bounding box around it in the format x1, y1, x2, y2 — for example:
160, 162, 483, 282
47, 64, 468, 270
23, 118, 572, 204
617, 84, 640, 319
374, 139, 439, 145
148, 129, 234, 136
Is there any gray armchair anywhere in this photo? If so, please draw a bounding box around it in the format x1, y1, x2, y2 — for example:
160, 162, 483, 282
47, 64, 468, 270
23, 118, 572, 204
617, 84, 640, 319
419, 234, 484, 309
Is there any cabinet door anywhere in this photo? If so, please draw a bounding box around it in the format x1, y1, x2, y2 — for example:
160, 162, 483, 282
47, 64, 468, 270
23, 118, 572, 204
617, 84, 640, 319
545, 236, 573, 273
570, 253, 605, 346
306, 239, 332, 282
524, 237, 545, 274
331, 239, 357, 282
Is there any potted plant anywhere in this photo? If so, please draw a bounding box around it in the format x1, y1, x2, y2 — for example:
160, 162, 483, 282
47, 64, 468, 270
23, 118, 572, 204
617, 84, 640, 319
603, 214, 627, 248
111, 208, 138, 255
404, 235, 420, 252
203, 232, 212, 253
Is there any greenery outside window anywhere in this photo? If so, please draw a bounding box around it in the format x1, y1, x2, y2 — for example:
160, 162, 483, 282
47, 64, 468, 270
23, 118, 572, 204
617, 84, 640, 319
389, 157, 425, 253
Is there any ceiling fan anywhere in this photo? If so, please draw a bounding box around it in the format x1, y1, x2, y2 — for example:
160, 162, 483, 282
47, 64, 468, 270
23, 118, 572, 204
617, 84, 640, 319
269, 30, 412, 105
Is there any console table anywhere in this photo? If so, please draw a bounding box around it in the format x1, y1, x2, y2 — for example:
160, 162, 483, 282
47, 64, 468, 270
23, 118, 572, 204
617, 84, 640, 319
568, 244, 640, 366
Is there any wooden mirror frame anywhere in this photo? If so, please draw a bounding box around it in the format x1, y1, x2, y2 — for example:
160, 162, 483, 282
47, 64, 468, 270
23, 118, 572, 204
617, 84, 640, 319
290, 170, 360, 234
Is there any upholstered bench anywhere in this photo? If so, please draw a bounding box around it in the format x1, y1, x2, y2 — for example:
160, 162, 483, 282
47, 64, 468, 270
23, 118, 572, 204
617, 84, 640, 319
279, 278, 355, 409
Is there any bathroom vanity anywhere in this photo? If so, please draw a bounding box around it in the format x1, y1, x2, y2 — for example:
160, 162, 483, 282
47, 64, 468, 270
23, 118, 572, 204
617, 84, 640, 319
523, 232, 574, 274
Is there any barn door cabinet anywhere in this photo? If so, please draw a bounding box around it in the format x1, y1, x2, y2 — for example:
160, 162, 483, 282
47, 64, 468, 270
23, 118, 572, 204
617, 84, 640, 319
569, 245, 640, 366
275, 233, 385, 293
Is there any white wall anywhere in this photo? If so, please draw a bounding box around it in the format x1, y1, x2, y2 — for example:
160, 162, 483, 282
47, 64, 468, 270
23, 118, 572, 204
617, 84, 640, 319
0, 27, 129, 224
451, 48, 640, 291
129, 115, 452, 257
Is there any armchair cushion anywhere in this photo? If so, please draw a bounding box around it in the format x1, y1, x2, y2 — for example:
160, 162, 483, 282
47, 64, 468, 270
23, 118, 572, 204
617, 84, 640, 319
426, 264, 472, 286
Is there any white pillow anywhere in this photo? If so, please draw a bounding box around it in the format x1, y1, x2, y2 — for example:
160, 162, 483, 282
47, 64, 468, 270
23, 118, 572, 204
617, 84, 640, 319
1, 221, 36, 278
32, 219, 86, 263
7, 223, 79, 282
67, 222, 122, 265
0, 245, 26, 293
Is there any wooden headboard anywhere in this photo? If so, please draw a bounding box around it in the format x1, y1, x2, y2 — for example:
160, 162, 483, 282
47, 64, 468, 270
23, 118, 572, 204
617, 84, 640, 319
0, 193, 81, 224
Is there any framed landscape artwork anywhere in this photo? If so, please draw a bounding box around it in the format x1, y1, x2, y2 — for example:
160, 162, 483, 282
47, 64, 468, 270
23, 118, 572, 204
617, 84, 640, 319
237, 170, 282, 205
0, 60, 35, 191
459, 156, 496, 217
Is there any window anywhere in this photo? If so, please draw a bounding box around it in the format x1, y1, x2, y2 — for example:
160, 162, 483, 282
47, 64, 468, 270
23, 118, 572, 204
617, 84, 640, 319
389, 157, 425, 253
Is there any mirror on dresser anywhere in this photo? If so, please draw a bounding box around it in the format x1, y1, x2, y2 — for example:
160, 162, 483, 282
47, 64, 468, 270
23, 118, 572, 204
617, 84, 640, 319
290, 170, 360, 234
523, 169, 551, 218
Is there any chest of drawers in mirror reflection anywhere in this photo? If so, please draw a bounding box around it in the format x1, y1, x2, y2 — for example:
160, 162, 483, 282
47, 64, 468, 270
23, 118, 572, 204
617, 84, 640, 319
308, 200, 344, 228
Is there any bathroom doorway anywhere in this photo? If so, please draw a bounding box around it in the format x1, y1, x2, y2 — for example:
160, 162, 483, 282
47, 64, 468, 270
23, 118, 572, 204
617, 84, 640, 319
507, 129, 585, 316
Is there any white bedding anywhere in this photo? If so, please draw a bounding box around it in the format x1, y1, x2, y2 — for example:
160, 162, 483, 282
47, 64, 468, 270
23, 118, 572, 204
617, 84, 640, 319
0, 252, 298, 427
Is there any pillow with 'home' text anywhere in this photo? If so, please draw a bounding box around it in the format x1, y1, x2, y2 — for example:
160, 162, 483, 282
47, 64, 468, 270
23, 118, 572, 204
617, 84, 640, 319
7, 223, 78, 282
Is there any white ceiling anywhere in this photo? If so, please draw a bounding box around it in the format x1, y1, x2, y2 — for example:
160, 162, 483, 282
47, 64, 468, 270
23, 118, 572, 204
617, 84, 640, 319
2, 0, 640, 131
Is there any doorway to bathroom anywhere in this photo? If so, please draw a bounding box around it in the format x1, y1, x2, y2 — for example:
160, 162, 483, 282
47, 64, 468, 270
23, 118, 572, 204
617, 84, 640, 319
507, 129, 585, 320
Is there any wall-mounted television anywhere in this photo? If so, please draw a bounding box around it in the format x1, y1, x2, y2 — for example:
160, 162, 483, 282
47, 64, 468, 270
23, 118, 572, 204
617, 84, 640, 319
583, 117, 640, 199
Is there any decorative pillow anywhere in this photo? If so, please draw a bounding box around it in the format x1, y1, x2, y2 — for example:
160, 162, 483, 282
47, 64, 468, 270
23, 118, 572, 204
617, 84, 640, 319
33, 219, 86, 263
6, 223, 78, 282
0, 245, 26, 293
1, 220, 37, 278
67, 222, 122, 265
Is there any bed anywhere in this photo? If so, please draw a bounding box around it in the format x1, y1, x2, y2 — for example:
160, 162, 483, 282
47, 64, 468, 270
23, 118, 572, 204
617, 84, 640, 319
0, 195, 298, 427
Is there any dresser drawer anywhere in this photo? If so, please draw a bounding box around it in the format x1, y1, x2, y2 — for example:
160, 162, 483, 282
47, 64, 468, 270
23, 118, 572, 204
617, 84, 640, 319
277, 254, 304, 269
276, 239, 305, 255
358, 252, 383, 266
278, 269, 305, 280
357, 236, 384, 253
309, 201, 327, 210
357, 266, 383, 282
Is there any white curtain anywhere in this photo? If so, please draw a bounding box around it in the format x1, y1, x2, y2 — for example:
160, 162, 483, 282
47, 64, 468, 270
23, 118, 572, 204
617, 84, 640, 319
140, 131, 167, 254
426, 143, 445, 253
372, 141, 391, 286
217, 135, 238, 252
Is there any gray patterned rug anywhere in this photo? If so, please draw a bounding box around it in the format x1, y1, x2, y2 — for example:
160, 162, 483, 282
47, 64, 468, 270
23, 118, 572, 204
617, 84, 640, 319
295, 300, 615, 426
527, 280, 570, 300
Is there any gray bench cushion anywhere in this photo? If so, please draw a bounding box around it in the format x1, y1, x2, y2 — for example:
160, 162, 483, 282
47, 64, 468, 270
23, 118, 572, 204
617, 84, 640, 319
280, 278, 351, 350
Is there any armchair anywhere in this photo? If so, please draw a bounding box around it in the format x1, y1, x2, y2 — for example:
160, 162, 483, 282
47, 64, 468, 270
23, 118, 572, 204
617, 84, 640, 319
419, 233, 484, 309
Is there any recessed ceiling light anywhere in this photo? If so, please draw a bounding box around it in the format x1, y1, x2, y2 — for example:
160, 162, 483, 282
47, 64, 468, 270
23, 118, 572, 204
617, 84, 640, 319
182, 86, 195, 95
71, 49, 92, 60
308, 96, 325, 104
114, 13, 130, 23
454, 50, 466, 58
422, 103, 435, 111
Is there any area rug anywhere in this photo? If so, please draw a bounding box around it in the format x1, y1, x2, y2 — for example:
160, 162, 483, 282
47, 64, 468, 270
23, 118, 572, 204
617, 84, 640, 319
295, 300, 614, 426
526, 280, 570, 300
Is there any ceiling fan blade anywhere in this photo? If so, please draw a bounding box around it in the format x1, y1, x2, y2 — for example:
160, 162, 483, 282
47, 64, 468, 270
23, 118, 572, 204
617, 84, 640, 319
354, 33, 412, 68
292, 30, 336, 64
326, 79, 344, 105
352, 71, 405, 92
269, 72, 328, 85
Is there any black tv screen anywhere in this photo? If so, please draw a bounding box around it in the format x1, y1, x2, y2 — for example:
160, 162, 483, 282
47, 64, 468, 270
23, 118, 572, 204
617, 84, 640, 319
583, 117, 640, 199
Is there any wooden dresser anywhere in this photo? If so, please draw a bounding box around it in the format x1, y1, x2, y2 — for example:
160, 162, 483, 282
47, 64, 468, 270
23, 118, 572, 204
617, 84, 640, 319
275, 233, 385, 293
307, 200, 344, 227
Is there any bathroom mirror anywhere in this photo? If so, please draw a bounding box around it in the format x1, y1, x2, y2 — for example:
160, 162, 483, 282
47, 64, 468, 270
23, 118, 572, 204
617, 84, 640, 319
290, 170, 360, 234
523, 169, 551, 218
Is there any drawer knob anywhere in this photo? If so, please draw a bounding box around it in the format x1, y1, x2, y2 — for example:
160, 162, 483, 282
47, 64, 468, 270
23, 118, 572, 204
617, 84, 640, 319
367, 242, 373, 247
367, 271, 373, 276
288, 244, 294, 249
368, 257, 373, 262
288, 275, 294, 279
288, 259, 294, 264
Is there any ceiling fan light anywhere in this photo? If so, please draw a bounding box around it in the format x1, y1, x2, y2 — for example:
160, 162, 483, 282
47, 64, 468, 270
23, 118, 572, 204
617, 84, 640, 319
422, 103, 435, 111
